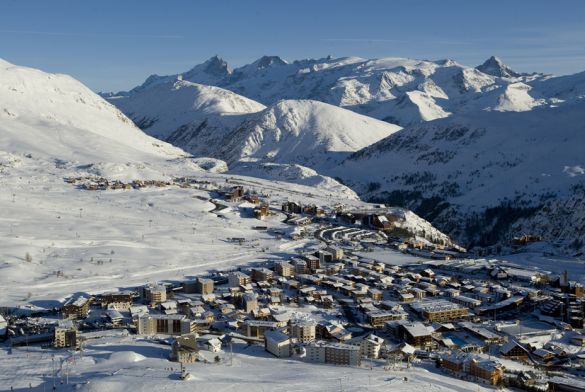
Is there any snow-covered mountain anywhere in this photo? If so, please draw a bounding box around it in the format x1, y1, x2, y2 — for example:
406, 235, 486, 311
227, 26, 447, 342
108, 78, 265, 141
476, 55, 522, 78
106, 54, 585, 127
332, 100, 585, 252
0, 58, 185, 165
216, 99, 400, 168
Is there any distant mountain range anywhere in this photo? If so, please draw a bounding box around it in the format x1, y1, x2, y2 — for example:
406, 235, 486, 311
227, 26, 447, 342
104, 54, 584, 126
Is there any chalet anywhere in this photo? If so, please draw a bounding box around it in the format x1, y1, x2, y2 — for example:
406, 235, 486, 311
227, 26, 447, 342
440, 353, 504, 386
287, 216, 311, 226
410, 299, 468, 322
171, 334, 198, 363
336, 212, 359, 225
245, 193, 260, 204
512, 235, 543, 247
440, 351, 466, 374
223, 186, 244, 202
532, 348, 555, 362
254, 204, 270, 220
468, 358, 504, 385
199, 335, 222, 352
367, 311, 407, 328
99, 291, 133, 310
282, 201, 302, 214
399, 322, 433, 348
303, 205, 325, 217
399, 293, 415, 302
316, 323, 351, 342
368, 288, 383, 301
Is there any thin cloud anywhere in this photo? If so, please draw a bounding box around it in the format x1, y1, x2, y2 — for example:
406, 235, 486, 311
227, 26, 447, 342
0, 29, 183, 39
321, 38, 409, 43
321, 37, 474, 46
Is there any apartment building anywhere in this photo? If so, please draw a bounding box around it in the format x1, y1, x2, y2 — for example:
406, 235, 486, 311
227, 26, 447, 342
228, 271, 251, 287
360, 334, 384, 359
367, 310, 407, 328
245, 320, 279, 338
136, 314, 193, 336
290, 320, 317, 342
54, 327, 79, 348
63, 296, 91, 319
196, 278, 214, 295
306, 342, 360, 366
251, 268, 273, 282
410, 299, 468, 322
142, 284, 167, 305
275, 261, 294, 277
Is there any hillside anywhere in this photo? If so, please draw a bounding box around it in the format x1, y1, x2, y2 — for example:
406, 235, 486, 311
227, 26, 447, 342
333, 101, 585, 252
0, 59, 185, 165
107, 78, 265, 140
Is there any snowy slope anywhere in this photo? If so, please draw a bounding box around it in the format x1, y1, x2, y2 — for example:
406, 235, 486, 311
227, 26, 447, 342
0, 58, 185, 164
333, 100, 585, 250
217, 99, 401, 168
229, 162, 359, 200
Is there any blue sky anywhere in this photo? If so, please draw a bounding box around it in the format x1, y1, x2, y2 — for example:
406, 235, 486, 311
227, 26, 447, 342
1, 0, 584, 92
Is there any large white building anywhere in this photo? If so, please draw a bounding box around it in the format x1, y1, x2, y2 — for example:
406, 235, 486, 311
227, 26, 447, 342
264, 330, 291, 358
306, 341, 360, 366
